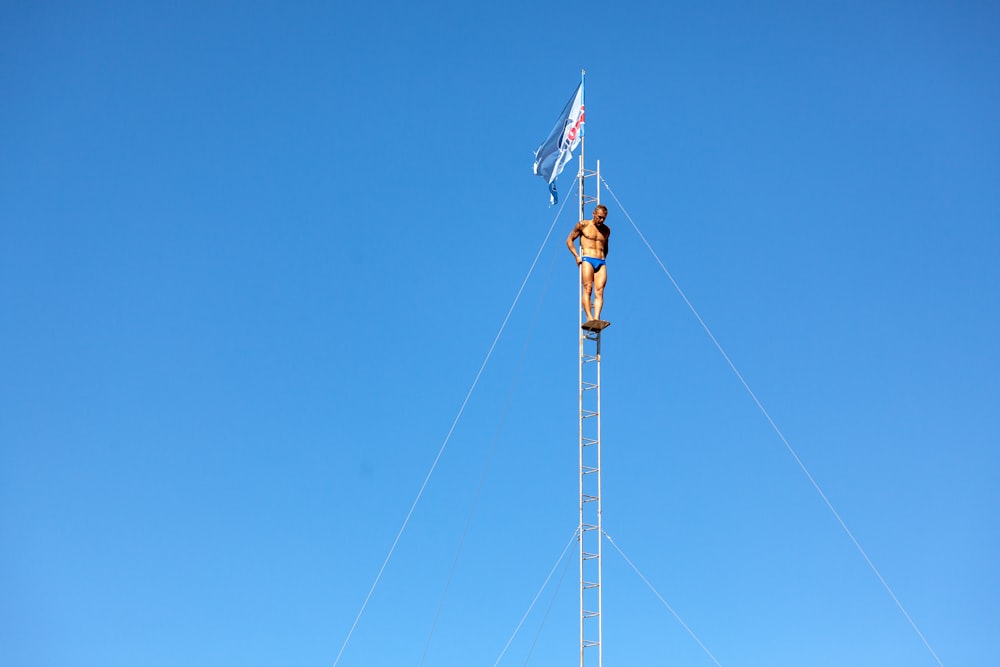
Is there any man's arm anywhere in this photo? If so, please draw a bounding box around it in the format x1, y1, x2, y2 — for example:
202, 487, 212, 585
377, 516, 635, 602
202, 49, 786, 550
566, 222, 583, 264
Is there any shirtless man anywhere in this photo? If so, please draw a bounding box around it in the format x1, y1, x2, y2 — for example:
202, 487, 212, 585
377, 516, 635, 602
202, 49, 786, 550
566, 204, 611, 324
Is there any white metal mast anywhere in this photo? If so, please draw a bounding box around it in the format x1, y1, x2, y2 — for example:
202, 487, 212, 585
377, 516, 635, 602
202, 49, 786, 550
576, 68, 604, 667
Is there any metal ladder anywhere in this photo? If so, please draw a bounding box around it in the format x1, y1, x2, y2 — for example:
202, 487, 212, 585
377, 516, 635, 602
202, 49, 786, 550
579, 324, 603, 667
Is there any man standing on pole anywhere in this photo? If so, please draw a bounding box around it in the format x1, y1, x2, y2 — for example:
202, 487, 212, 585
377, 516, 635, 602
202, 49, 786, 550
566, 204, 611, 327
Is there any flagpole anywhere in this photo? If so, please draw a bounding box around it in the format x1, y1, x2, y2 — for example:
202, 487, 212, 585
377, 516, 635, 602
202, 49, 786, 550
578, 69, 586, 223
531, 69, 601, 667
578, 69, 586, 333
578, 71, 585, 667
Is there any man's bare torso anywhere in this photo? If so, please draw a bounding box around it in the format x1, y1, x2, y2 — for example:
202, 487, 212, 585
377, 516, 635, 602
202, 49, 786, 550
578, 220, 610, 259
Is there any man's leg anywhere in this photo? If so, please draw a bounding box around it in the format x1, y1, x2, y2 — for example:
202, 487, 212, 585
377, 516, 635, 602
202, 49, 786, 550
581, 262, 595, 321
593, 266, 607, 321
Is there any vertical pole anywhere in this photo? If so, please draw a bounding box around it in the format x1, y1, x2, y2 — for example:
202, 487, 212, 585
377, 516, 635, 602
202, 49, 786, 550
577, 156, 585, 666
577, 120, 586, 667
578, 69, 586, 225
578, 269, 585, 667
576, 68, 602, 667
596, 329, 603, 666
577, 67, 586, 667
596, 160, 601, 206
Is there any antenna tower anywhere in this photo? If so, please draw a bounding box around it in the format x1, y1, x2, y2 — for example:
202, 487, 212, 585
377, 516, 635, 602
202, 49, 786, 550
576, 148, 604, 667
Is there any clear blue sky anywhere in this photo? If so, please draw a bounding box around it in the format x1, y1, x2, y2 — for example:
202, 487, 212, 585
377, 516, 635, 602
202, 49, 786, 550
2, 1, 998, 665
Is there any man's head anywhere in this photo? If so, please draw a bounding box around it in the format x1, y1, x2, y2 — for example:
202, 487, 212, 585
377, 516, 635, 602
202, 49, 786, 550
593, 205, 608, 222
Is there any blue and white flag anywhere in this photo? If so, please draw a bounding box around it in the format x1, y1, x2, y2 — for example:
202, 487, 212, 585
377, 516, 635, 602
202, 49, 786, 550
533, 82, 585, 205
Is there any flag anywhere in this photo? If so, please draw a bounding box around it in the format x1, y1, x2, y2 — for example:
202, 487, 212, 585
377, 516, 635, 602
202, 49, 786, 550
533, 82, 585, 205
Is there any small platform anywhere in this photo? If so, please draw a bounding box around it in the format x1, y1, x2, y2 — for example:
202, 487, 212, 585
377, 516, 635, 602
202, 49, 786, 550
582, 319, 611, 332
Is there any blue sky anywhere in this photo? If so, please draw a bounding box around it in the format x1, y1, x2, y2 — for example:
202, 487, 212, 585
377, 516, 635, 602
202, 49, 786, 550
2, 1, 998, 665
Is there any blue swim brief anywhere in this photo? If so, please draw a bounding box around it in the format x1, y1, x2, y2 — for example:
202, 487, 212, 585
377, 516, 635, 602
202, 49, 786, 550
582, 256, 606, 271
